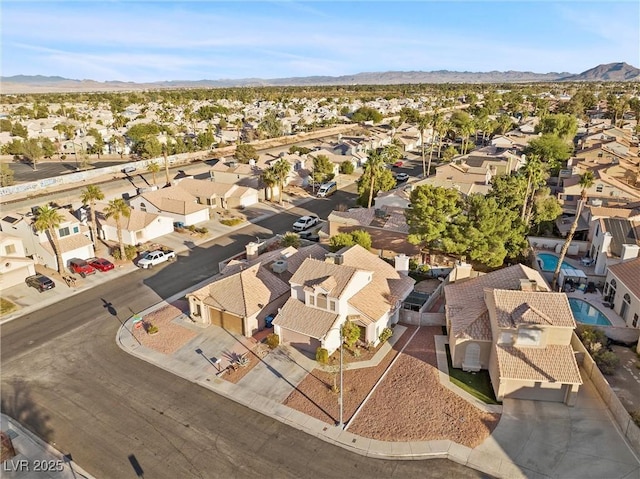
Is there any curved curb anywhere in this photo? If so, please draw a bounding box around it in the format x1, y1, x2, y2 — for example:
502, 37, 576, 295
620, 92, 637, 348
115, 317, 516, 478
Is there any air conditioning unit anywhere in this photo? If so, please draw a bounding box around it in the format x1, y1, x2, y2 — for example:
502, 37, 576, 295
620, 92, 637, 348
271, 260, 288, 274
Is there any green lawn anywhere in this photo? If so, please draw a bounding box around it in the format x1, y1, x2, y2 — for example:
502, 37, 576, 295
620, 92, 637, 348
444, 344, 500, 405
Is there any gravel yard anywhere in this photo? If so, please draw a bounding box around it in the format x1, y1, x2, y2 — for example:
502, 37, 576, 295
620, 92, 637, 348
285, 325, 500, 446
132, 300, 196, 355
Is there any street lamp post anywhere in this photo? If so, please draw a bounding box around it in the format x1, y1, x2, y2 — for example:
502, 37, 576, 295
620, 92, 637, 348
338, 325, 344, 429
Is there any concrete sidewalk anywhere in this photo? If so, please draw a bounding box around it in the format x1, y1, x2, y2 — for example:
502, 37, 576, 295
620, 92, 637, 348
1, 414, 94, 479
116, 293, 640, 479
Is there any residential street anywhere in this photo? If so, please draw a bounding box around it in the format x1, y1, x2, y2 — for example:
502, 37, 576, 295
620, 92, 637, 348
0, 188, 486, 478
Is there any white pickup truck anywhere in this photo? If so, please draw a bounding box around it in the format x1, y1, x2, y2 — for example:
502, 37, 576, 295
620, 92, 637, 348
137, 250, 176, 269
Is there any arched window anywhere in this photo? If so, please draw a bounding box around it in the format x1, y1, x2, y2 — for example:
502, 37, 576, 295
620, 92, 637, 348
621, 293, 631, 322
140, 202, 146, 212
606, 279, 617, 303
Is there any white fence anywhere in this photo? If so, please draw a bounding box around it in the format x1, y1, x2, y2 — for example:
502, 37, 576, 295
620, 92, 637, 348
399, 310, 445, 326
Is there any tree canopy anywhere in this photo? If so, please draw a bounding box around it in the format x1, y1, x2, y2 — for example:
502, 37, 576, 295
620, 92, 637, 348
234, 143, 258, 163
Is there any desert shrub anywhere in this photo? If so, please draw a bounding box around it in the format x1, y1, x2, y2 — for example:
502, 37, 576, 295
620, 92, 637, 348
220, 218, 244, 226
282, 232, 301, 248
577, 325, 619, 375
595, 350, 620, 375
341, 321, 360, 349
266, 333, 279, 349
188, 225, 196, 232
340, 160, 354, 174
196, 227, 208, 234
112, 244, 137, 261
379, 327, 392, 343
316, 347, 329, 364
352, 348, 361, 358
146, 323, 159, 334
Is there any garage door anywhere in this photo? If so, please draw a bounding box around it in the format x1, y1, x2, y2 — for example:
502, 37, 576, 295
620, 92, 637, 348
506, 383, 568, 403
209, 308, 244, 335
284, 329, 321, 354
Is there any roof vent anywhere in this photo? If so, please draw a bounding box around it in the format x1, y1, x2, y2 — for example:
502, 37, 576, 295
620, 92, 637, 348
271, 260, 288, 274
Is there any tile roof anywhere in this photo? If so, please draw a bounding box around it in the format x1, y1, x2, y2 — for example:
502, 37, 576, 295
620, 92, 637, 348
445, 264, 549, 340
40, 233, 93, 254
197, 263, 289, 317
272, 297, 339, 338
495, 344, 582, 385
138, 186, 209, 215
289, 258, 359, 298
490, 290, 576, 329
607, 257, 640, 299
339, 245, 415, 321
98, 209, 160, 231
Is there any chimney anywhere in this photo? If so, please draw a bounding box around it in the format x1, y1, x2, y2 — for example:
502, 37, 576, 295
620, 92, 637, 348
394, 254, 409, 275
246, 241, 260, 261
620, 244, 640, 261
520, 279, 538, 292
324, 253, 343, 265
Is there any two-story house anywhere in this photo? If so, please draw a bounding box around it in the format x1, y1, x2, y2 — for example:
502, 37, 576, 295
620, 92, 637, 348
0, 209, 94, 273
186, 244, 327, 336
445, 263, 582, 405
603, 257, 640, 329
129, 186, 210, 227
0, 232, 36, 288
273, 245, 415, 354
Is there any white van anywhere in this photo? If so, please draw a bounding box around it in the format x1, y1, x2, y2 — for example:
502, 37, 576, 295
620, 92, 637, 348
317, 181, 337, 197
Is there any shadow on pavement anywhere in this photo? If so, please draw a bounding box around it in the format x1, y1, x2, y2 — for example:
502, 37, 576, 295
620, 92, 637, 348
1, 377, 54, 442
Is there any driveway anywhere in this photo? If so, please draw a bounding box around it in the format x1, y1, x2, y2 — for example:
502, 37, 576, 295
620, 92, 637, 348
472, 371, 640, 478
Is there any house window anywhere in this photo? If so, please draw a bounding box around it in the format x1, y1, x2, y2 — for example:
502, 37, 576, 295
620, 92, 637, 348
596, 184, 603, 193
73, 226, 79, 234
515, 329, 542, 346
606, 279, 617, 303
140, 202, 147, 212
621, 293, 631, 322
309, 295, 315, 306
498, 332, 513, 344
4, 244, 16, 255
329, 300, 336, 312
317, 293, 328, 310
566, 195, 574, 202
58, 226, 70, 238
633, 314, 639, 328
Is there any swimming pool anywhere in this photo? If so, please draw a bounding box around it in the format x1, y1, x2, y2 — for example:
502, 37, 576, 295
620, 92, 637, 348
536, 253, 572, 272
568, 298, 612, 326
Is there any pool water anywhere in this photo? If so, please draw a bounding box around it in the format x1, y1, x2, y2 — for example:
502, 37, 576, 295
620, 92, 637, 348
536, 253, 572, 272
568, 298, 612, 326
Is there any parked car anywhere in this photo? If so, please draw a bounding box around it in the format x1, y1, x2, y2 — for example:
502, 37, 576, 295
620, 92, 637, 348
317, 181, 337, 198
292, 215, 319, 232
25, 274, 55, 292
122, 166, 137, 174
137, 249, 176, 269
298, 231, 320, 242
68, 258, 97, 278
88, 257, 115, 272
395, 173, 409, 182
392, 161, 404, 168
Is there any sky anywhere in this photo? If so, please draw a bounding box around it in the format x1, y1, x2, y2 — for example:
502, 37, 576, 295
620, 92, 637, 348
2, 1, 639, 83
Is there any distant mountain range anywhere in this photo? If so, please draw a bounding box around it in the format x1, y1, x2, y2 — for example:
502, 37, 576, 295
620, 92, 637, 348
2, 63, 638, 94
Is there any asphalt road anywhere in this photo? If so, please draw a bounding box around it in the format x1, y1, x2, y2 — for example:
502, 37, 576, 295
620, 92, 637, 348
1, 187, 486, 478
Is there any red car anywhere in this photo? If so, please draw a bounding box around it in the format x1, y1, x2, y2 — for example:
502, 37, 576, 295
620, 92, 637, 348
69, 258, 96, 278
88, 257, 115, 272
392, 161, 404, 168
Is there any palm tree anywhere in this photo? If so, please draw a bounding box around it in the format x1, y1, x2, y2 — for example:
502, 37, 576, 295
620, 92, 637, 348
80, 185, 104, 249
162, 143, 170, 185
427, 112, 442, 177
34, 205, 65, 274
273, 158, 291, 205
520, 154, 545, 223
260, 166, 278, 202
104, 198, 131, 260
365, 149, 386, 208
417, 114, 431, 177
552, 171, 595, 290
147, 161, 161, 185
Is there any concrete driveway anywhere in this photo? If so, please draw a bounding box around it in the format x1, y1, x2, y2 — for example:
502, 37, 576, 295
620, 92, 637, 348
472, 371, 640, 478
